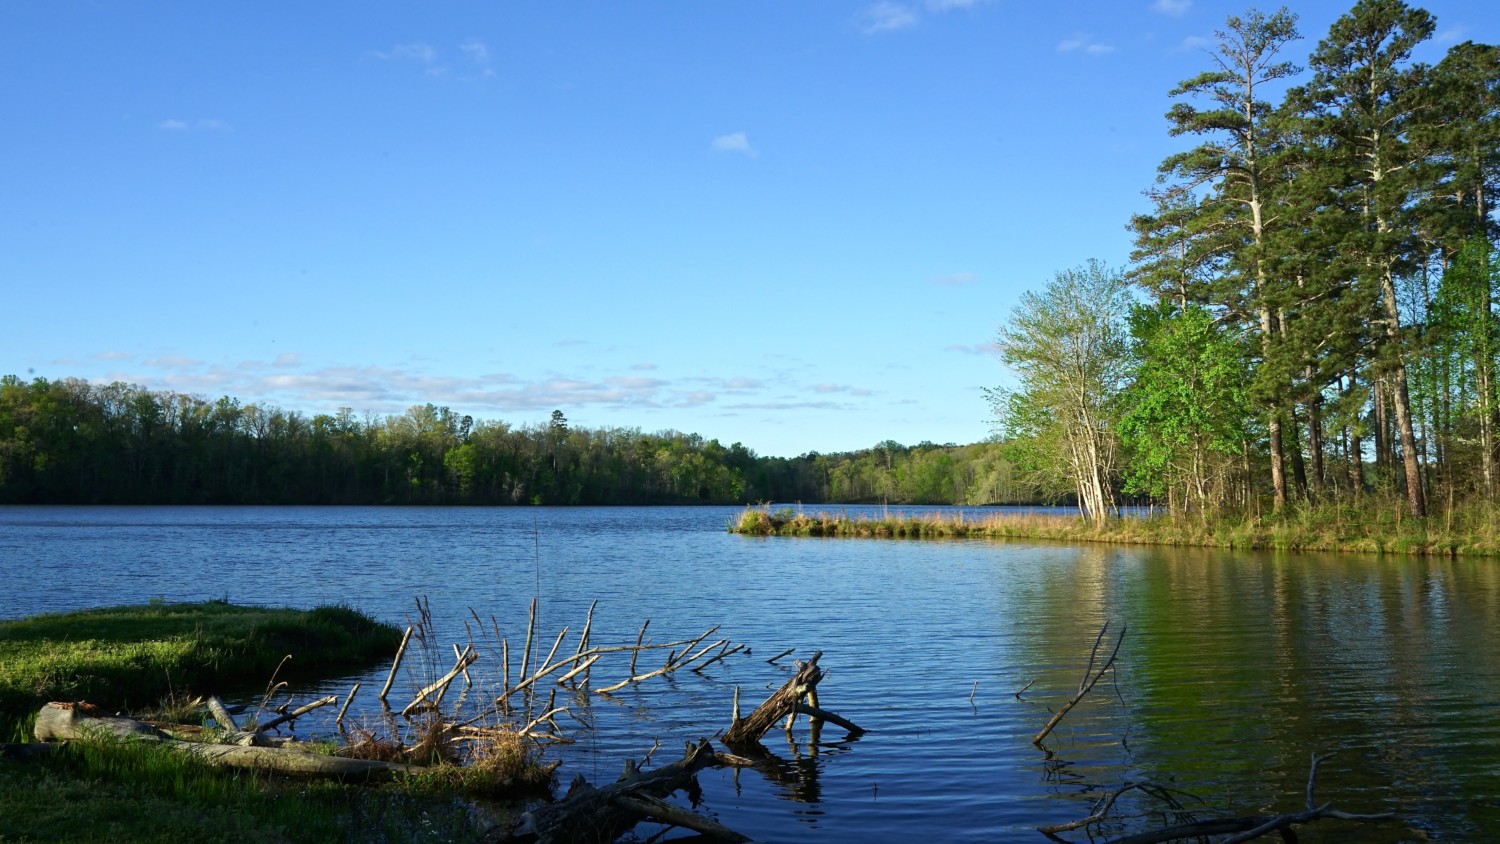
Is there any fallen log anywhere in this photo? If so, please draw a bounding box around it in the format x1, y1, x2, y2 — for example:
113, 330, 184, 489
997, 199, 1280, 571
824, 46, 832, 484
495, 738, 745, 843
33, 702, 419, 781
723, 651, 864, 747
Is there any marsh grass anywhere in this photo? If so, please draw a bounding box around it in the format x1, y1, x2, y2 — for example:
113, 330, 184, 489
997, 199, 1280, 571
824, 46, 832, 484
0, 600, 403, 721
730, 497, 1500, 557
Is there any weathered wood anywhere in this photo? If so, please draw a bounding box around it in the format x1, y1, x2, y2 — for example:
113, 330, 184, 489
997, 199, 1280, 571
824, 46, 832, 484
794, 702, 865, 736
724, 652, 822, 746
496, 738, 733, 843
613, 793, 750, 842
255, 695, 337, 734
378, 625, 413, 704
336, 683, 359, 728
33, 702, 418, 781
402, 645, 478, 717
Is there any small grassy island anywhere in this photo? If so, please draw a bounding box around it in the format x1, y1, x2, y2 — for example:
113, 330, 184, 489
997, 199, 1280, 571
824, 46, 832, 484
731, 500, 1500, 557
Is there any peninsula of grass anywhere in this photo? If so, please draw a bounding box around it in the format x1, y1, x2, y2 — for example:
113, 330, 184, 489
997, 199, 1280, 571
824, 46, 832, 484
730, 499, 1500, 557
0, 601, 524, 842
0, 600, 402, 724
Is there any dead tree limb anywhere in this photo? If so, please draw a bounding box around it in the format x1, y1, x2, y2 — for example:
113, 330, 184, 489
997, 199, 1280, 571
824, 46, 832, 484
1052, 752, 1396, 844
495, 738, 742, 843
723, 652, 864, 747
255, 695, 337, 734
1033, 621, 1126, 746
378, 625, 413, 704
402, 645, 478, 717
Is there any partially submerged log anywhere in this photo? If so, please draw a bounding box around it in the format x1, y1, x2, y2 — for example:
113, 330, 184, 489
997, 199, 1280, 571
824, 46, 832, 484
723, 651, 864, 747
495, 738, 746, 843
34, 701, 419, 781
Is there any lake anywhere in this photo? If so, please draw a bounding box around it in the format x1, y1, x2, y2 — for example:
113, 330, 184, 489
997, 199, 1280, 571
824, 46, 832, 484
4, 505, 1498, 841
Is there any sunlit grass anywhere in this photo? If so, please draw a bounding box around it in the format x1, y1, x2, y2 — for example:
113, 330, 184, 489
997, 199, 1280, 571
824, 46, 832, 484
0, 600, 402, 722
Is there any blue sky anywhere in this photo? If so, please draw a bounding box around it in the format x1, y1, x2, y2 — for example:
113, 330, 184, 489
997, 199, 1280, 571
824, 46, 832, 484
3, 1, 1493, 458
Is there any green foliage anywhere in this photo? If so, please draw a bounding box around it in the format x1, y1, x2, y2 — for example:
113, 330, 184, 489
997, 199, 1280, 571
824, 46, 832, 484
1119, 303, 1249, 510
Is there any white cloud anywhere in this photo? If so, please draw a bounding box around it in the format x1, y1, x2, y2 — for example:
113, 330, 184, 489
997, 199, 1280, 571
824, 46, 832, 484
1152, 0, 1191, 16
144, 355, 202, 368
1058, 34, 1114, 54
375, 42, 437, 63
630, 362, 658, 371
460, 38, 496, 78
159, 118, 230, 131
930, 272, 977, 286
460, 39, 490, 65
860, 2, 918, 34
945, 342, 994, 356
272, 353, 300, 368
1435, 25, 1468, 44
93, 350, 134, 361
925, 0, 987, 9
711, 131, 757, 157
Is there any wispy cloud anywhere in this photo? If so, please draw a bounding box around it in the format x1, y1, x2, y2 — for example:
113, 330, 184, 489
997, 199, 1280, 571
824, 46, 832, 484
1152, 0, 1192, 16
630, 362, 658, 371
925, 0, 989, 9
711, 131, 757, 157
1176, 34, 1213, 52
144, 355, 202, 368
374, 40, 493, 80
159, 118, 231, 131
860, 2, 918, 34
1435, 25, 1468, 44
930, 271, 977, 286
93, 350, 134, 361
460, 38, 496, 78
945, 342, 994, 356
813, 382, 873, 396
1058, 34, 1114, 54
374, 42, 437, 63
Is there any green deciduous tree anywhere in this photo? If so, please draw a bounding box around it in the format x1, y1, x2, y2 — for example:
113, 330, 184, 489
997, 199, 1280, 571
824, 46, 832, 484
994, 260, 1134, 524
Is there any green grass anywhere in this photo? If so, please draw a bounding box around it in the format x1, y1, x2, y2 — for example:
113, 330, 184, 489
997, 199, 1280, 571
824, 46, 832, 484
0, 601, 529, 842
0, 737, 488, 843
729, 498, 1500, 557
0, 600, 403, 722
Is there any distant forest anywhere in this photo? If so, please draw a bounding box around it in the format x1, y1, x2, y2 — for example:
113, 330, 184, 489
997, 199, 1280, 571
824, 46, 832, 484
0, 375, 1034, 506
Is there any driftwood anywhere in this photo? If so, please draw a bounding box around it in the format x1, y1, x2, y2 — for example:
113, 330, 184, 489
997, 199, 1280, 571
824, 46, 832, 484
494, 738, 746, 843
1033, 621, 1126, 746
723, 651, 864, 747
1043, 752, 1395, 843
33, 701, 418, 781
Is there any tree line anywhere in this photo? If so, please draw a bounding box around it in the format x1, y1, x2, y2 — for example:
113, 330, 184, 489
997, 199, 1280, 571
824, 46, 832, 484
996, 0, 1498, 523
0, 375, 1038, 506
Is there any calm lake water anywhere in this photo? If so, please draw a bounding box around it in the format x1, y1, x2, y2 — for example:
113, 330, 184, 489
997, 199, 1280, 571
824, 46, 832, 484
4, 505, 1499, 842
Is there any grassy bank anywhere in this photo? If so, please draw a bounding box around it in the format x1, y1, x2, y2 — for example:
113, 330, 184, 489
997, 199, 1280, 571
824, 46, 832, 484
0, 600, 403, 720
0, 601, 501, 842
730, 499, 1500, 556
